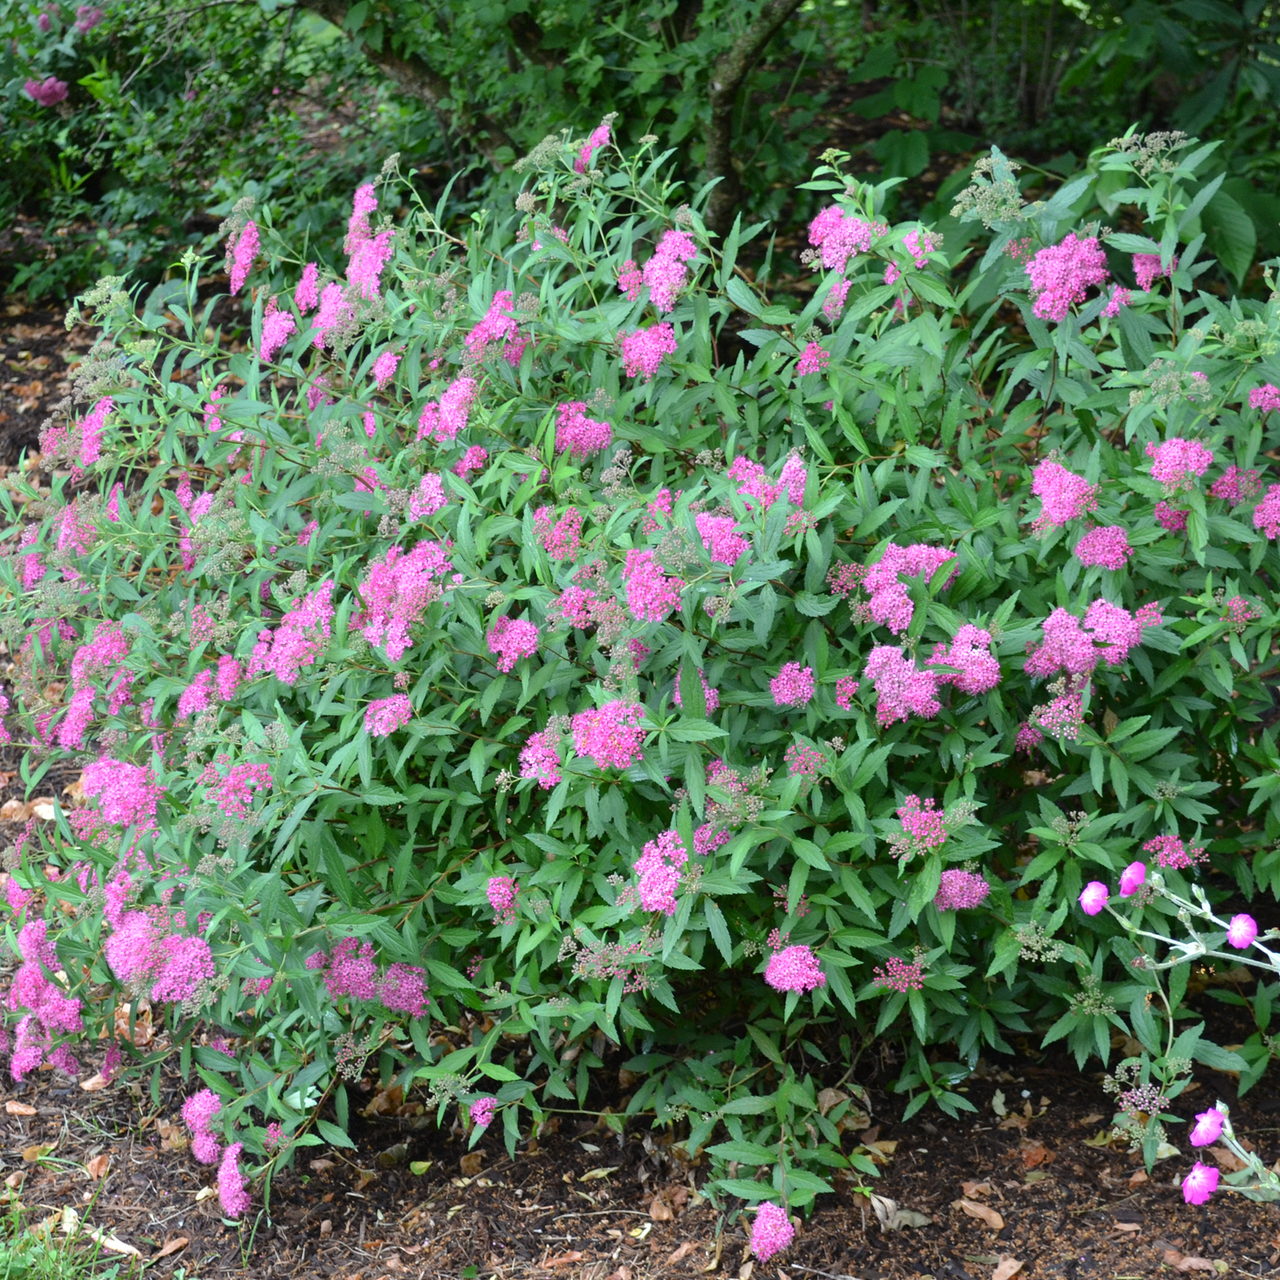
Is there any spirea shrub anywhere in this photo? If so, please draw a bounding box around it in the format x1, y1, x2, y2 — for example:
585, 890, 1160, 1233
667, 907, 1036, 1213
4, 127, 1280, 1225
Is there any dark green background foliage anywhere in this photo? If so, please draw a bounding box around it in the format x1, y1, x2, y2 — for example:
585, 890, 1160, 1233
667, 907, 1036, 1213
4, 0, 1280, 299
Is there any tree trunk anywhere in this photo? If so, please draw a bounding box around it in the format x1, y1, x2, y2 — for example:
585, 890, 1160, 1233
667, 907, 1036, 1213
702, 0, 806, 235
293, 0, 517, 167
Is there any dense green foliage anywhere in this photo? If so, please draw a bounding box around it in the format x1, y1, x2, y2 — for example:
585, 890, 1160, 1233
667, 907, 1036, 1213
4, 126, 1280, 1222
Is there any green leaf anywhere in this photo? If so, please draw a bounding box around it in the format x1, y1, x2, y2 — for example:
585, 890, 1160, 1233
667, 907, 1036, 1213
707, 1140, 776, 1165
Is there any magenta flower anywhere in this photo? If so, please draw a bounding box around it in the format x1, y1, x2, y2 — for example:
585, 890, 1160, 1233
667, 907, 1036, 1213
365, 694, 412, 738
487, 616, 539, 673
1250, 383, 1280, 414
295, 262, 320, 312
487, 876, 517, 923
470, 1096, 497, 1129
1254, 484, 1280, 540
23, 76, 69, 106
259, 306, 296, 362
574, 119, 611, 173
934, 869, 990, 911
770, 662, 815, 708
1189, 1108, 1225, 1148
1226, 913, 1258, 950
1074, 525, 1131, 570
796, 342, 830, 376
227, 219, 259, 295
1078, 881, 1109, 916
619, 323, 677, 380
1025, 234, 1109, 321
218, 1142, 251, 1218
1118, 862, 1146, 898
750, 1202, 795, 1262
1181, 1161, 1219, 1206
372, 348, 401, 388
764, 944, 826, 993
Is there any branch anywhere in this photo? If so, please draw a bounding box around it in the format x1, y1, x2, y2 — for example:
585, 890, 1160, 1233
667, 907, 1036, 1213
292, 0, 516, 167
702, 0, 806, 235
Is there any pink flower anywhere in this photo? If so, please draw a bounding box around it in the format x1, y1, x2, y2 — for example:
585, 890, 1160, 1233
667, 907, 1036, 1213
1189, 1108, 1225, 1148
873, 956, 926, 992
77, 395, 112, 467
1118, 862, 1146, 898
1074, 525, 1132, 570
796, 342, 829, 376
619, 323, 677, 380
1181, 1162, 1219, 1206
623, 549, 683, 622
864, 646, 940, 725
487, 616, 539, 672
1078, 881, 1109, 916
216, 655, 243, 701
835, 676, 860, 709
823, 278, 851, 319
1142, 834, 1204, 870
487, 876, 518, 923
365, 694, 412, 737
1146, 438, 1213, 492
1154, 501, 1188, 533
347, 230, 394, 301
354, 542, 455, 661
23, 77, 69, 106
695, 514, 749, 566
519, 729, 561, 789
1133, 253, 1176, 291
554, 402, 612, 459
259, 307, 295, 362
311, 282, 352, 349
454, 446, 488, 480
378, 964, 429, 1017
629, 229, 698, 312
1025, 234, 1109, 321
1253, 484, 1280, 539
1208, 466, 1261, 506
295, 263, 320, 312
1226, 913, 1258, 950
934, 869, 990, 910
571, 701, 646, 770
227, 219, 259, 296
1250, 383, 1280, 413
372, 348, 401, 388
764, 944, 825, 993
407, 473, 447, 521
750, 1203, 795, 1262
634, 830, 688, 915
218, 1143, 251, 1218
247, 580, 335, 684
1030, 459, 1098, 532
417, 376, 477, 446
75, 6, 105, 34
1103, 286, 1131, 317
534, 506, 582, 560
150, 935, 215, 1004
673, 666, 719, 715
897, 795, 946, 852
928, 625, 1001, 695
470, 1096, 497, 1128
574, 119, 611, 173
771, 662, 814, 708
807, 206, 883, 272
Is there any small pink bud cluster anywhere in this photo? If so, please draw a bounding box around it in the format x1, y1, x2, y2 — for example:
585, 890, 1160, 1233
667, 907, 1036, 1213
574, 119, 611, 173
417, 375, 478, 446
764, 944, 825, 993
372, 348, 401, 388
1025, 601, 1161, 678
534, 506, 583, 560
695, 514, 750, 566
306, 938, 429, 1016
487, 616, 539, 672
1133, 253, 1177, 291
929, 625, 1001, 695
873, 956, 926, 993
1250, 383, 1280, 413
1025, 234, 1109, 322
248, 580, 336, 685
784, 742, 826, 779
1073, 524, 1132, 570
219, 1143, 251, 1218
356, 542, 456, 661
634, 831, 689, 915
807, 206, 884, 272
183, 1088, 224, 1165
1141, 834, 1204, 871
934, 869, 990, 911
259, 302, 296, 362
1146, 438, 1214, 492
455, 445, 489, 480
1208, 465, 1261, 505
1222, 595, 1259, 632
555, 402, 612, 459
624, 549, 683, 622
519, 729, 562, 789
408, 473, 448, 521
750, 1203, 795, 1262
897, 795, 946, 851
835, 676, 860, 710
1154, 501, 1188, 533
796, 342, 830, 376
829, 543, 959, 634
1253, 484, 1280, 539
470, 1096, 497, 1129
728, 454, 806, 513
227, 219, 259, 295
864, 646, 940, 726
771, 662, 814, 708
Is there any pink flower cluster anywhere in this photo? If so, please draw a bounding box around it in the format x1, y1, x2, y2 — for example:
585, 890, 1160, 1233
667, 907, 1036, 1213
1146, 438, 1213, 492
771, 662, 814, 707
695, 514, 749, 566
618, 229, 698, 312
575, 119, 611, 173
466, 290, 524, 364
455, 445, 489, 480
248, 580, 335, 685
934, 869, 990, 911
1030, 458, 1098, 532
408, 473, 448, 521
219, 1143, 251, 1218
306, 938, 428, 1016
365, 694, 412, 737
1253, 484, 1280, 539
624, 549, 683, 622
634, 830, 688, 915
487, 875, 518, 923
1133, 253, 1177, 291
620, 323, 677, 380
807, 206, 884, 272
555, 402, 612, 459
1208, 466, 1261, 506
864, 646, 940, 726
1025, 601, 1161, 678
487, 616, 539, 672
1025, 234, 1109, 321
571, 700, 645, 769
24, 76, 69, 106
356, 542, 455, 661
1074, 524, 1132, 570
1250, 383, 1280, 413
835, 676, 860, 709
470, 1096, 497, 1129
873, 956, 926, 993
751, 1203, 795, 1262
673, 666, 719, 714
519, 729, 562, 789
1154, 501, 1187, 533
897, 794, 946, 851
829, 543, 959, 634
344, 183, 394, 301
764, 944, 825, 993
929, 625, 1001, 695
534, 506, 582, 560
227, 219, 259, 296
259, 302, 296, 362
796, 342, 830, 376
183, 1088, 223, 1165
417, 375, 477, 446
7, 920, 84, 1082
1141, 834, 1204, 870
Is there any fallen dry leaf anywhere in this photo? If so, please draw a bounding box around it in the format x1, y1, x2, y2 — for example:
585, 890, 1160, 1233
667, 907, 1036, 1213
1018, 1139, 1053, 1169
997, 1113, 1029, 1131
1163, 1252, 1218, 1274
30, 799, 55, 822
79, 1073, 111, 1092
606, 1269, 633, 1280
319, 1219, 332, 1239
817, 1087, 847, 1116
1128, 1170, 1149, 1187
5, 1101, 37, 1117
961, 1181, 992, 1198
1079, 1112, 1105, 1127
22, 1144, 55, 1163
992, 1259, 1024, 1280
870, 1194, 931, 1230
0, 799, 27, 822
668, 1242, 700, 1264
544, 1251, 585, 1268
580, 1165, 619, 1181
991, 1089, 1008, 1116
459, 1152, 483, 1176
1112, 1221, 1141, 1235
85, 1155, 110, 1180
650, 1195, 675, 1222
309, 1159, 336, 1173
1209, 1145, 1248, 1173
153, 1236, 188, 1259
353, 1167, 378, 1190
958, 1199, 1005, 1231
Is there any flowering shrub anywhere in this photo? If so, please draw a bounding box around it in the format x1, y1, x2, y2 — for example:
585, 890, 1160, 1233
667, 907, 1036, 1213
4, 127, 1280, 1233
